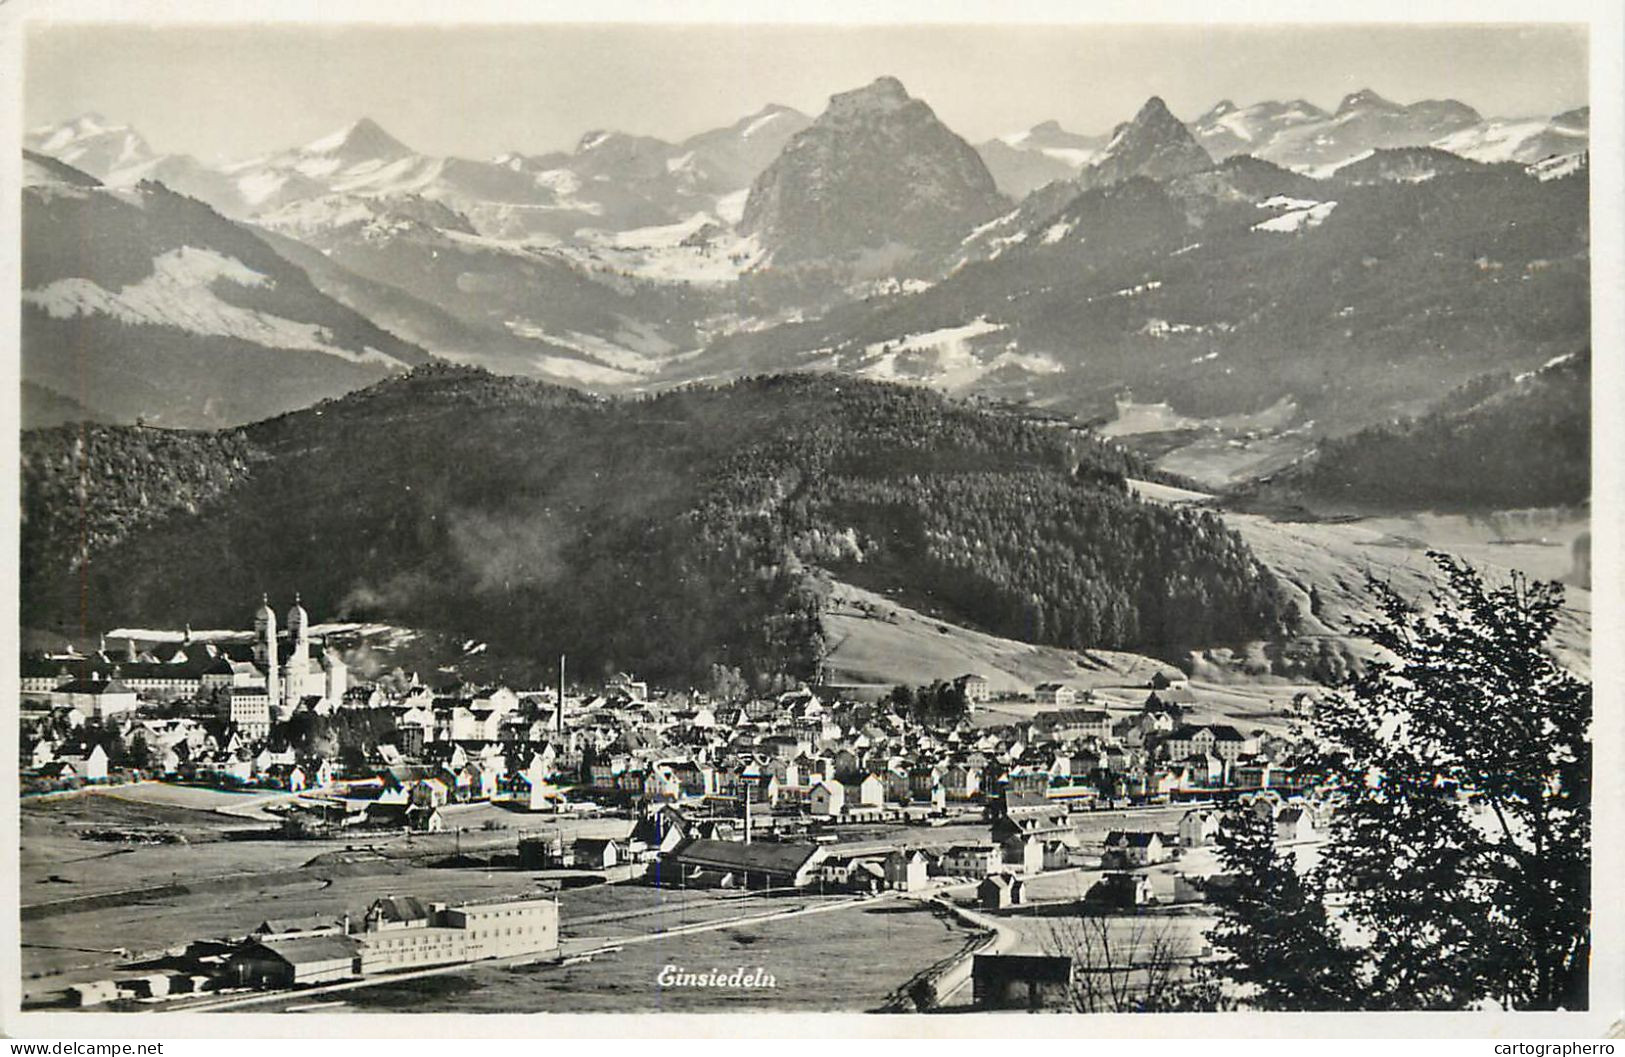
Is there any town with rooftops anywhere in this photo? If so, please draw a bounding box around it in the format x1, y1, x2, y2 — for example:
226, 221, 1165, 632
19, 591, 1334, 1012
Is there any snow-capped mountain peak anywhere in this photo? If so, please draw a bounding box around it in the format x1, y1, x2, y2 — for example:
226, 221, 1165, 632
1080, 95, 1213, 187
739, 106, 795, 138
301, 117, 412, 161
25, 113, 155, 176
1336, 88, 1401, 116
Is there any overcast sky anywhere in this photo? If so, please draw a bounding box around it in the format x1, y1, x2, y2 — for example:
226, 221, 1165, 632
24, 22, 1589, 162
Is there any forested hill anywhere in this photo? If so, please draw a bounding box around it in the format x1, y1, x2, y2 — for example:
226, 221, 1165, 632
1241, 349, 1589, 513
23, 365, 1295, 685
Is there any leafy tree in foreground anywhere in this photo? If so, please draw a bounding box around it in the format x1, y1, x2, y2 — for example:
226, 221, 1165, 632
1314, 553, 1590, 1010
1208, 553, 1590, 1011
1205, 806, 1363, 1010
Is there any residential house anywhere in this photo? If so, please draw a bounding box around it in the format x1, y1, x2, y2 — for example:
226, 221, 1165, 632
227, 686, 272, 741
630, 805, 693, 856
955, 673, 991, 706
979, 872, 1027, 910
1032, 683, 1077, 708
56, 743, 109, 783
883, 850, 930, 892
1032, 708, 1113, 742
818, 854, 886, 894
1103, 830, 1172, 868
1089, 871, 1156, 909
1274, 806, 1317, 844
409, 777, 450, 808
1178, 809, 1221, 848
1042, 838, 1080, 871
938, 844, 1002, 878
809, 779, 846, 817
1000, 834, 1044, 876
643, 763, 684, 803
942, 762, 981, 801
572, 837, 626, 870
24, 737, 57, 770
843, 773, 885, 809
1182, 753, 1226, 788
908, 765, 945, 802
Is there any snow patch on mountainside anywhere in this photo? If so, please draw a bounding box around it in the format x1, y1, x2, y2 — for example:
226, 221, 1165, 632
505, 319, 678, 375
533, 354, 643, 386
235, 170, 293, 206
1433, 118, 1586, 164
24, 246, 406, 366
714, 188, 750, 225
740, 110, 787, 139
862, 318, 1005, 358
842, 318, 1061, 390
23, 157, 96, 195
1039, 147, 1097, 167
1259, 194, 1319, 211
1254, 200, 1338, 233
565, 211, 766, 285
1528, 153, 1587, 182
1215, 110, 1259, 143
1295, 151, 1372, 179
1040, 219, 1076, 244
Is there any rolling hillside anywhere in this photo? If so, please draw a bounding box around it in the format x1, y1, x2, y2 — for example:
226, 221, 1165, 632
1240, 349, 1589, 512
21, 366, 1296, 686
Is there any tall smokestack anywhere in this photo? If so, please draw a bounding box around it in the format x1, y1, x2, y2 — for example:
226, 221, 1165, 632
557, 654, 565, 734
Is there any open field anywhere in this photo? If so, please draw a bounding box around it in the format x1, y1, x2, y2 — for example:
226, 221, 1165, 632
823, 579, 1183, 696
253, 897, 977, 1014
1105, 398, 1312, 490
1226, 506, 1590, 676
20, 780, 1211, 1006
19, 785, 632, 996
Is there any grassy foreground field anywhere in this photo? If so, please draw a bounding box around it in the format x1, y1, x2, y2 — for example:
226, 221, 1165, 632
289, 898, 977, 1014
19, 784, 630, 996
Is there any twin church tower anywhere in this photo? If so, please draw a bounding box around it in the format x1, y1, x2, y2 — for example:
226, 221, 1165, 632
251, 594, 342, 708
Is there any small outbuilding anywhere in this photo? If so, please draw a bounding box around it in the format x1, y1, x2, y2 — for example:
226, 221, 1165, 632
972, 954, 1074, 1010
978, 872, 1028, 910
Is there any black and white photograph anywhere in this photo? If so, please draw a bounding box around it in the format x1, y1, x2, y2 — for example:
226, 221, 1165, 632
3, 0, 1618, 1035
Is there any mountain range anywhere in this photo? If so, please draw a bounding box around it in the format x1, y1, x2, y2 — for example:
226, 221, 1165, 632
975, 88, 1586, 193
21, 150, 430, 428
22, 79, 1590, 446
